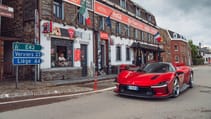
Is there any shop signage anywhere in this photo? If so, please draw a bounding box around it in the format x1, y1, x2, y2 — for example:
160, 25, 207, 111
42, 21, 52, 33
68, 28, 75, 39
12, 42, 42, 65
74, 48, 81, 61
100, 32, 109, 40
94, 1, 157, 34
0, 4, 14, 18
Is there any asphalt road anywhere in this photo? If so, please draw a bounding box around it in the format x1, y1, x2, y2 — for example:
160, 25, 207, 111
0, 65, 211, 119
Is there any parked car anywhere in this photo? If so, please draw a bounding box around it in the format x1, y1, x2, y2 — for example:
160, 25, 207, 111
114, 62, 193, 98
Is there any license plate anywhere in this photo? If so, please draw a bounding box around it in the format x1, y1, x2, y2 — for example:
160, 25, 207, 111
127, 86, 139, 91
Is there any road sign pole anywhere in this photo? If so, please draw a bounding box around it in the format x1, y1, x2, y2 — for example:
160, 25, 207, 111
16, 66, 19, 89
34, 65, 37, 86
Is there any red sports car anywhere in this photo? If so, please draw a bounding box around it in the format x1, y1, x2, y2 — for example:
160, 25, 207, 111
114, 62, 193, 98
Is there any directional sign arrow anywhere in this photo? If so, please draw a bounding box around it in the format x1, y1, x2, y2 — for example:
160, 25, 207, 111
13, 42, 42, 51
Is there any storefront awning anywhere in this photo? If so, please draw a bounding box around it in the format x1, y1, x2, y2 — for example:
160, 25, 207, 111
130, 42, 165, 52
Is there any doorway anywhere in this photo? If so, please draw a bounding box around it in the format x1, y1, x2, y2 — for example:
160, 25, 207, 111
80, 44, 88, 77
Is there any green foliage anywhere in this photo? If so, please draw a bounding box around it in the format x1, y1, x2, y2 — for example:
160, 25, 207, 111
188, 40, 204, 65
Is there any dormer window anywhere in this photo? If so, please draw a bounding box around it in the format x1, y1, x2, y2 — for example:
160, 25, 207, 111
148, 15, 152, 22
120, 0, 126, 9
136, 8, 141, 17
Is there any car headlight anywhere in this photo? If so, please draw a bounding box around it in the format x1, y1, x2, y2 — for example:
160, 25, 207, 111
151, 81, 168, 88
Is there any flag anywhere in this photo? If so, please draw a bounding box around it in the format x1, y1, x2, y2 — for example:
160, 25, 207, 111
105, 12, 112, 28
79, 1, 91, 26
154, 32, 162, 43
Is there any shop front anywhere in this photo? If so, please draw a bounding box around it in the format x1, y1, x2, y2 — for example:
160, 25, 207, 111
109, 36, 134, 74
130, 42, 164, 66
40, 20, 93, 81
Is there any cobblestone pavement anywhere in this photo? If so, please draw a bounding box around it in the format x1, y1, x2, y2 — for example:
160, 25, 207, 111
0, 75, 117, 101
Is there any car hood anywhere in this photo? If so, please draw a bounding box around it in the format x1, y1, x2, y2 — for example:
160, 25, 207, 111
117, 71, 174, 86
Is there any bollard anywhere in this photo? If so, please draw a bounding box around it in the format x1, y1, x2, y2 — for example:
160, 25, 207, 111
93, 72, 98, 91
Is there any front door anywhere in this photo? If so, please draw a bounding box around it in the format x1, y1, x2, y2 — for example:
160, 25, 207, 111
81, 44, 88, 77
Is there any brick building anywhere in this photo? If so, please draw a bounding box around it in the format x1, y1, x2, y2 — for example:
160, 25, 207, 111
160, 29, 192, 66
1, 0, 160, 81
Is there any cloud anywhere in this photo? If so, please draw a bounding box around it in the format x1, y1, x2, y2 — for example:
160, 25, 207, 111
132, 0, 211, 47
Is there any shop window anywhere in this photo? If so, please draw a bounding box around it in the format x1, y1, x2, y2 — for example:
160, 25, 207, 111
116, 46, 122, 61
51, 38, 73, 68
126, 47, 130, 61
53, 0, 63, 19
120, 0, 126, 9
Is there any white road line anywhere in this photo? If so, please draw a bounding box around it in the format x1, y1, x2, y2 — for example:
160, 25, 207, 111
0, 87, 116, 105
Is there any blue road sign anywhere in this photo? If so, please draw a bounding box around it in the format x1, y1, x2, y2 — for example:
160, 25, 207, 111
13, 58, 42, 65
13, 51, 42, 58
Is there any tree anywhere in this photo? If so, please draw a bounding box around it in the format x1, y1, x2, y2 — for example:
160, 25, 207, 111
188, 40, 204, 65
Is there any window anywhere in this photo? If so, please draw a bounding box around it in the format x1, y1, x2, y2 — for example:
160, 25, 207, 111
147, 33, 151, 42
136, 8, 141, 17
116, 22, 121, 34
174, 45, 178, 51
120, 0, 126, 9
148, 15, 152, 22
126, 25, 130, 37
141, 31, 145, 41
116, 46, 122, 61
134, 29, 138, 39
51, 38, 73, 68
175, 55, 179, 62
99, 16, 105, 30
53, 0, 63, 19
126, 47, 130, 61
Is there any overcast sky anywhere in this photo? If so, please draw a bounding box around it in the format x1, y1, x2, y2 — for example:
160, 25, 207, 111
132, 0, 211, 47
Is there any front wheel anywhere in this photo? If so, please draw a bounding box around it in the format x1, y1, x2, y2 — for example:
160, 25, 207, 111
189, 73, 193, 88
172, 78, 180, 98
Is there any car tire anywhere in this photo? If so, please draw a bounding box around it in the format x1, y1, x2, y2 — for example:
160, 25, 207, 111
172, 78, 180, 98
189, 73, 193, 88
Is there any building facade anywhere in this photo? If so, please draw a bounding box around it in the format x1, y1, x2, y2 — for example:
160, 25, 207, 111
1, 0, 160, 81
160, 29, 192, 66
199, 47, 211, 64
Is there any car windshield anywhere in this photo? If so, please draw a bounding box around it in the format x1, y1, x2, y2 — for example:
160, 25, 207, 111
143, 63, 170, 73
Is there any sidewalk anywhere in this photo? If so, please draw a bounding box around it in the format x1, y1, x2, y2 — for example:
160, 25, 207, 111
0, 74, 117, 101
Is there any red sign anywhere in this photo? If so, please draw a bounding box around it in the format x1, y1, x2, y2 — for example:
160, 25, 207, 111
68, 28, 75, 39
100, 32, 109, 40
65, 0, 81, 6
94, 1, 157, 34
74, 49, 81, 61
